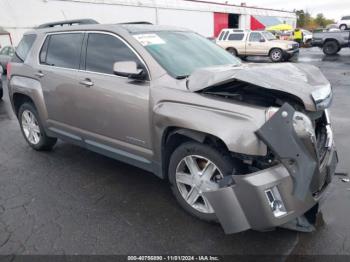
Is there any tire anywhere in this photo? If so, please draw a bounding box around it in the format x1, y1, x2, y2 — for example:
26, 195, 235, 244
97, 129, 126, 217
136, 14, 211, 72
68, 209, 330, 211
339, 24, 348, 30
226, 47, 238, 57
269, 48, 283, 62
168, 141, 236, 222
305, 39, 312, 47
323, 40, 340, 55
18, 102, 57, 151
0, 83, 3, 100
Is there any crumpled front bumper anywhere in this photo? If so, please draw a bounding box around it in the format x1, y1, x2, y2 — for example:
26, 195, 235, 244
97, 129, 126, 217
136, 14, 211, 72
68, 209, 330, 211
203, 104, 338, 234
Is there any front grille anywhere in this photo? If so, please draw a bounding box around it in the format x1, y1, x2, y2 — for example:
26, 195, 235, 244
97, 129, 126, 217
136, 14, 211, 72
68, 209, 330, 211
292, 43, 299, 49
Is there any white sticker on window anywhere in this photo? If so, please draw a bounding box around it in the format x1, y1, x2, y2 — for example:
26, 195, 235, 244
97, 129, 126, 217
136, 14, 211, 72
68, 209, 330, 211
133, 34, 166, 46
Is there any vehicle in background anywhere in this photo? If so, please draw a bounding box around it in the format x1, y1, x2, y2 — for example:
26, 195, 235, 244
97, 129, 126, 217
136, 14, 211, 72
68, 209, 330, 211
8, 20, 337, 234
301, 29, 313, 46
0, 46, 15, 73
312, 30, 350, 55
216, 29, 299, 62
0, 65, 3, 100
337, 16, 350, 30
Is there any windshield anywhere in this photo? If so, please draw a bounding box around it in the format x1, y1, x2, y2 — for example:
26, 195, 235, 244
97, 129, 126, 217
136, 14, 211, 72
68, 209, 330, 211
133, 31, 241, 78
262, 32, 276, 41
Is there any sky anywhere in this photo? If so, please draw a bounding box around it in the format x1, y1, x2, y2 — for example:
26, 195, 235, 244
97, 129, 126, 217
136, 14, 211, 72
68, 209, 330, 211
203, 0, 348, 20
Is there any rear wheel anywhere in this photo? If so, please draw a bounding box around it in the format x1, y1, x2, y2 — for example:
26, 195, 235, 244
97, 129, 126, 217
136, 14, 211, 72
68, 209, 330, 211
18, 103, 57, 151
168, 142, 236, 222
226, 47, 238, 57
339, 24, 348, 30
269, 48, 283, 62
323, 40, 340, 55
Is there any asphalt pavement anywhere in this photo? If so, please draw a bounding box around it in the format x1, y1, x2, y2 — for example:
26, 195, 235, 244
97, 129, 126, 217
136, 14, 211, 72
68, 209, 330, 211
0, 48, 349, 256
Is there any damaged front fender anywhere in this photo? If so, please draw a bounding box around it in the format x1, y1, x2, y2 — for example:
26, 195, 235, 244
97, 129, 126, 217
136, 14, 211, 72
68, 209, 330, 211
203, 104, 338, 234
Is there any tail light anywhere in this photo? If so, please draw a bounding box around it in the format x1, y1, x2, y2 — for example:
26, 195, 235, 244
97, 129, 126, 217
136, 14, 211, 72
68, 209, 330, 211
6, 63, 11, 81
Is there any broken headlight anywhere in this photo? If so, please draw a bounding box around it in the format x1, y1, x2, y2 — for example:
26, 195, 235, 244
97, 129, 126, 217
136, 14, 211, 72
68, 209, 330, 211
265, 107, 280, 121
293, 111, 315, 139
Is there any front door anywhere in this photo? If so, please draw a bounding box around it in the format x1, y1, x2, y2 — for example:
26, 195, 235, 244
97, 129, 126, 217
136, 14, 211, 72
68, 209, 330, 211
245, 32, 269, 55
74, 32, 152, 158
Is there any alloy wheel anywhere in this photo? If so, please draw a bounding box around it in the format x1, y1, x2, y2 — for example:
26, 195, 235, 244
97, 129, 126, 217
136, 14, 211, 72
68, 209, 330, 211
21, 110, 41, 145
175, 155, 223, 214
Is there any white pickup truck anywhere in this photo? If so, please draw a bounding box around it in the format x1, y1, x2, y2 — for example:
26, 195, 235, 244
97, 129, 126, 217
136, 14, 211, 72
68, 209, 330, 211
312, 30, 350, 55
216, 29, 299, 62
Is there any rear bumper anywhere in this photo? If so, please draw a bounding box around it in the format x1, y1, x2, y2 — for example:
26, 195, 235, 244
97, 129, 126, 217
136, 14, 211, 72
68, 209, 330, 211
204, 104, 338, 234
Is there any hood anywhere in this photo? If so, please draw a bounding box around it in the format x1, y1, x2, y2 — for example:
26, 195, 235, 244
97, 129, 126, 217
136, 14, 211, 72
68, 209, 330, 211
187, 63, 332, 112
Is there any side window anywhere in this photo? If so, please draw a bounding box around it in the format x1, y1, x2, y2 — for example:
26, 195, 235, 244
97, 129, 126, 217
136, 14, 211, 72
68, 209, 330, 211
85, 33, 142, 75
14, 34, 37, 62
228, 33, 244, 41
223, 31, 230, 40
43, 33, 84, 69
249, 32, 263, 42
218, 31, 225, 41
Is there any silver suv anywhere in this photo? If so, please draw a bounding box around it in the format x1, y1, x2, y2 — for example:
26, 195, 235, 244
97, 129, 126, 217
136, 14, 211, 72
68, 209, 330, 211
8, 20, 338, 234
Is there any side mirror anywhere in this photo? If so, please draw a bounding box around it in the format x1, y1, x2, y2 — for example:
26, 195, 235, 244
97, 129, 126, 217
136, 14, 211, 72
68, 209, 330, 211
113, 61, 145, 79
260, 38, 266, 42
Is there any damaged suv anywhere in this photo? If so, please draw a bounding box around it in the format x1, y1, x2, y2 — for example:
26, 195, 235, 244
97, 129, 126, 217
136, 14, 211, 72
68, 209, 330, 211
8, 20, 337, 234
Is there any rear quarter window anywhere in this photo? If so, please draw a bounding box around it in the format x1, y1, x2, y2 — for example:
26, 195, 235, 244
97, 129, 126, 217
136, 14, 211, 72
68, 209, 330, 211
228, 33, 244, 41
12, 34, 37, 62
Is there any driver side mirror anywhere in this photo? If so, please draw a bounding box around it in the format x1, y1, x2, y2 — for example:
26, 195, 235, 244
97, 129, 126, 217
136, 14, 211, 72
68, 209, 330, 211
260, 38, 266, 42
113, 61, 145, 80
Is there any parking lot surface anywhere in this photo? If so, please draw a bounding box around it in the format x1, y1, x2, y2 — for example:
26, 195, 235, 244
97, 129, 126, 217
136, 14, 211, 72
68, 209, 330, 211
0, 48, 350, 256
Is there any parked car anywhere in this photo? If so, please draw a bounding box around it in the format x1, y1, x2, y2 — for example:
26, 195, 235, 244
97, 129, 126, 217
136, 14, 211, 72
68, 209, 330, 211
301, 29, 313, 46
0, 46, 15, 72
337, 15, 350, 30
0, 65, 3, 100
8, 20, 337, 234
312, 30, 350, 55
216, 29, 299, 62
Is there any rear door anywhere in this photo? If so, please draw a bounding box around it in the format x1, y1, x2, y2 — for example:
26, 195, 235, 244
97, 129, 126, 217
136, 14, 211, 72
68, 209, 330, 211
226, 33, 246, 54
245, 32, 269, 55
37, 32, 85, 132
74, 32, 152, 158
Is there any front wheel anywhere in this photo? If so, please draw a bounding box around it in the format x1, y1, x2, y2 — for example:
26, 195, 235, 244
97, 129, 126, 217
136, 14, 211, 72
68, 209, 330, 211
269, 48, 283, 62
18, 102, 57, 151
168, 142, 236, 222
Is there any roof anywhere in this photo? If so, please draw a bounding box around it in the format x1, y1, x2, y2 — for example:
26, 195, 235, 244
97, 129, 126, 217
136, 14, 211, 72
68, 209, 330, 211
30, 22, 190, 35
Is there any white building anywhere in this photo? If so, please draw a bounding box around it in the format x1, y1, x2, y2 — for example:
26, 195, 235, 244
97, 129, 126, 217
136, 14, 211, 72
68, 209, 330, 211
0, 0, 296, 45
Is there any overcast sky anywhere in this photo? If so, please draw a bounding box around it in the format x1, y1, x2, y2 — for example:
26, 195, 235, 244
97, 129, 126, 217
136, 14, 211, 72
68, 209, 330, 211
203, 0, 348, 20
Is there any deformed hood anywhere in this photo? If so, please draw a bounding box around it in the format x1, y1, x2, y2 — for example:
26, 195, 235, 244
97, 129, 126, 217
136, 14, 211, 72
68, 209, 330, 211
187, 63, 332, 111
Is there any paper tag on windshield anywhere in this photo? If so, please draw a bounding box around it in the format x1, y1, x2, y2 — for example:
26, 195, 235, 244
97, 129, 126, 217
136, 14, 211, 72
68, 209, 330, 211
134, 34, 166, 46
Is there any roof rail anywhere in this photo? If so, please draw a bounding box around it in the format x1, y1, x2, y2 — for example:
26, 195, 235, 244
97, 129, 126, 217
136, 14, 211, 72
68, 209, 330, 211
118, 22, 153, 25
37, 19, 99, 29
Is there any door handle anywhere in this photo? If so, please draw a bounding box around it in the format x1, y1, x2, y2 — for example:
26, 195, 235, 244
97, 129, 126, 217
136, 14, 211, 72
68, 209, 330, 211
79, 78, 94, 88
35, 71, 44, 78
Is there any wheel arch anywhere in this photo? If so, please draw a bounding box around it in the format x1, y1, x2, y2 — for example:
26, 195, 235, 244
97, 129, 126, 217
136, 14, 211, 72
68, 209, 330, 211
160, 127, 231, 180
9, 76, 48, 122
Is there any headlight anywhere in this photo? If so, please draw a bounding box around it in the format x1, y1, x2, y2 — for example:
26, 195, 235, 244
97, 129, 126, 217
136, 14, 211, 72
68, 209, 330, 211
287, 44, 294, 49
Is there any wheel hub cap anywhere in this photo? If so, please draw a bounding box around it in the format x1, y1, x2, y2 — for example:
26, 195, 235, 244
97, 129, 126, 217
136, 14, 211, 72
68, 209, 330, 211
21, 110, 41, 145
175, 155, 223, 214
